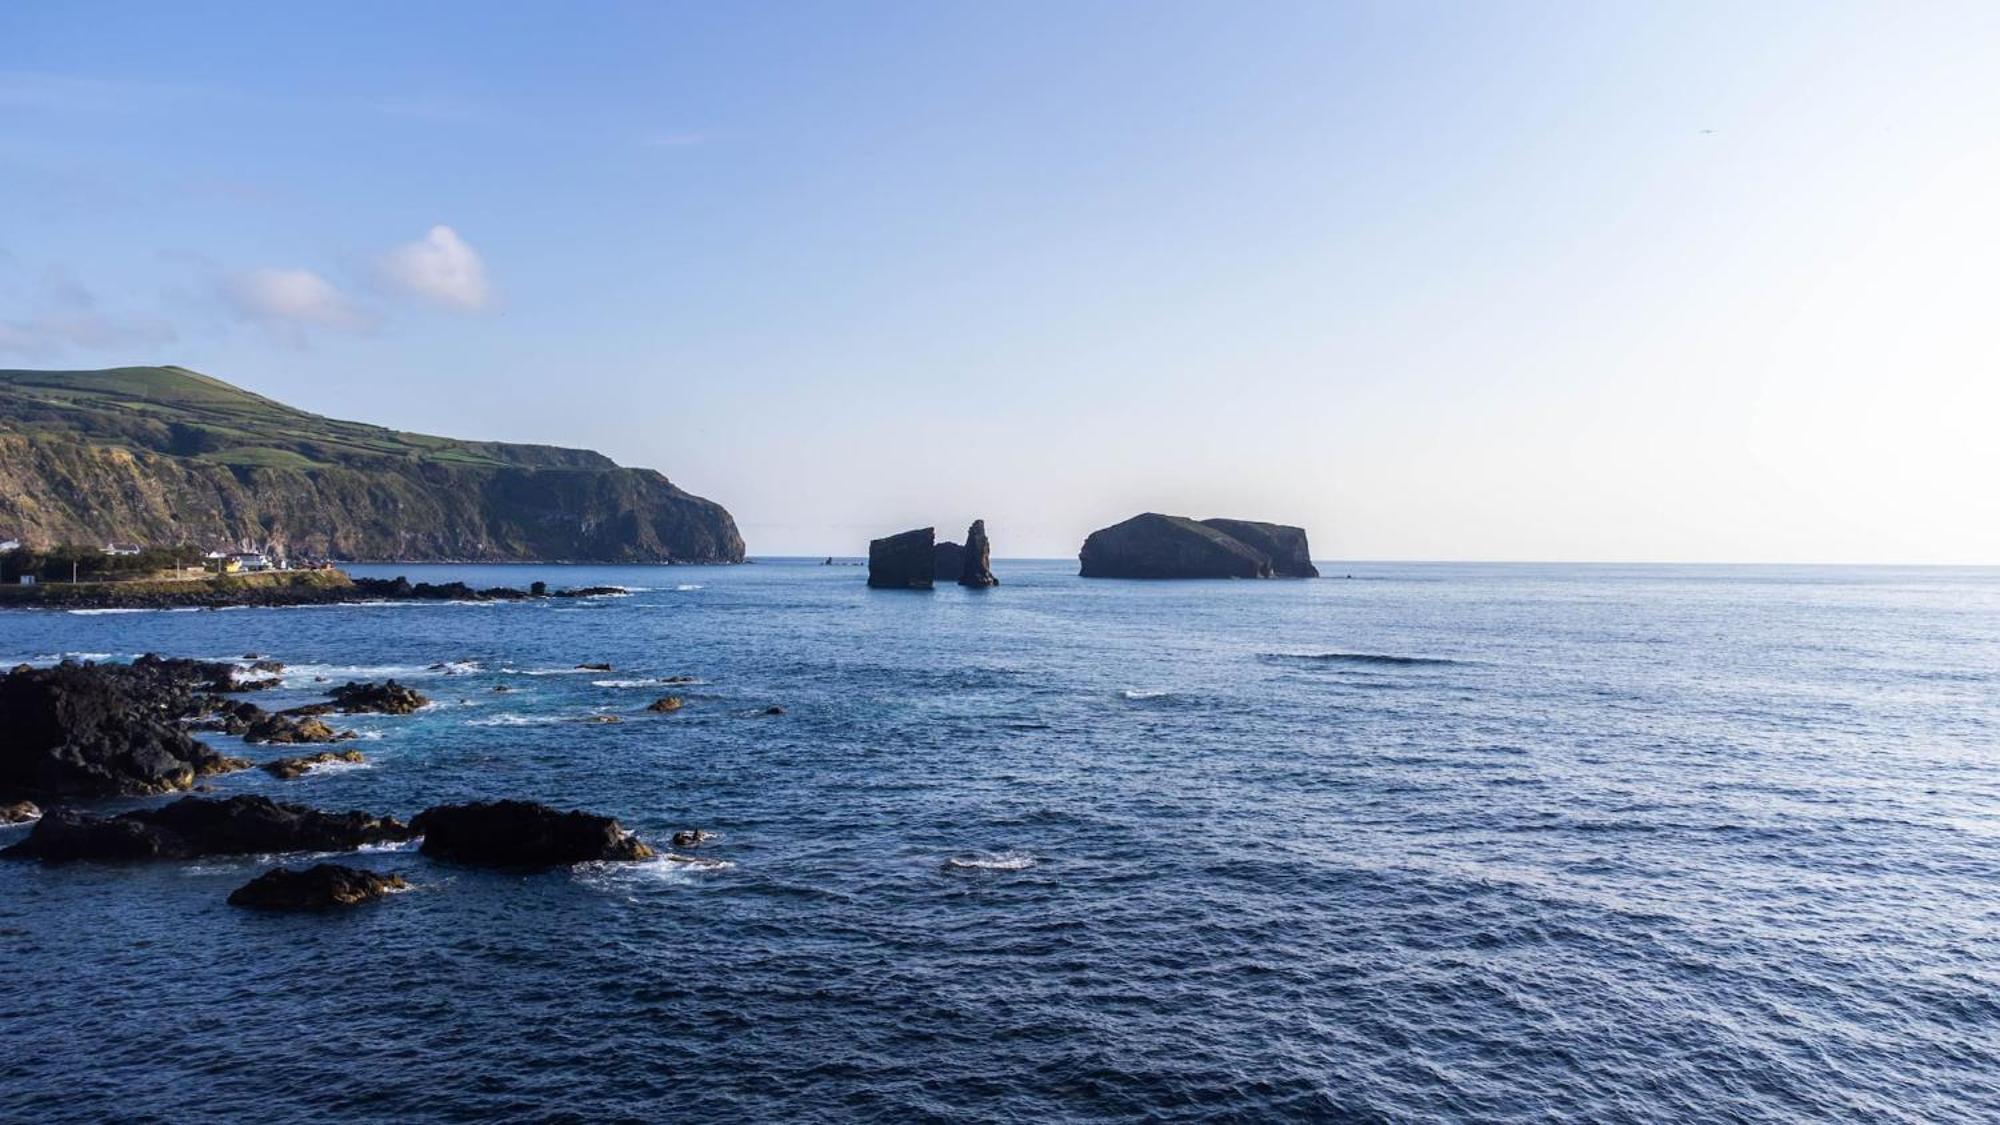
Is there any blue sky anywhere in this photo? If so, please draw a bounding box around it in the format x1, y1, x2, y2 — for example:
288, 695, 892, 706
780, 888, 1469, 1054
4, 2, 1996, 561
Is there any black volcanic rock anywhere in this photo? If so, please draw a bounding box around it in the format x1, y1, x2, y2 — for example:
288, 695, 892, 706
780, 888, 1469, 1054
933, 540, 965, 582
411, 800, 654, 866
0, 660, 250, 800
228, 864, 408, 909
868, 527, 935, 589
958, 519, 998, 588
1079, 513, 1274, 579
2, 795, 413, 861
327, 680, 428, 715
1199, 519, 1319, 578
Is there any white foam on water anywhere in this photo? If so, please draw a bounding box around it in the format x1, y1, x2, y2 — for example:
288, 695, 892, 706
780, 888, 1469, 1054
592, 678, 668, 688
1121, 689, 1170, 700
464, 712, 562, 727
65, 608, 150, 616
674, 584, 704, 591
943, 853, 1037, 872
356, 839, 420, 854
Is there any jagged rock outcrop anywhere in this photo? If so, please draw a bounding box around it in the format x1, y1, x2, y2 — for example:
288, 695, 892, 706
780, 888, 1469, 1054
261, 749, 366, 779
326, 680, 428, 715
1, 800, 41, 825
0, 366, 743, 563
934, 540, 965, 581
868, 527, 935, 589
2, 795, 414, 861
0, 659, 251, 800
958, 519, 998, 587
411, 800, 654, 866
1079, 513, 1318, 579
228, 864, 408, 910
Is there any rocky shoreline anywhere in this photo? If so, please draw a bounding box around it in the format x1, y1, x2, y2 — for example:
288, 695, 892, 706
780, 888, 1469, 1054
0, 656, 705, 911
0, 569, 645, 612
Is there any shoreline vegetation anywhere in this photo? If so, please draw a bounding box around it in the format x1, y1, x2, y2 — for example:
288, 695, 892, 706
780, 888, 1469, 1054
0, 568, 636, 610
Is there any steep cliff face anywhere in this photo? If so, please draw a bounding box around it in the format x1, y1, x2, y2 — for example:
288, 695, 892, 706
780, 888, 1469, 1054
0, 367, 744, 562
1079, 513, 1318, 579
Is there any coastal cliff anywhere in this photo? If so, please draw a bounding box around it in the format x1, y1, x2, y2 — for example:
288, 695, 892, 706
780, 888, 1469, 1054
0, 366, 744, 563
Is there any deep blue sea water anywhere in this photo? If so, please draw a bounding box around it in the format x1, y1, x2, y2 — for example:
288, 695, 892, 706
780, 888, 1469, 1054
2, 560, 1997, 1123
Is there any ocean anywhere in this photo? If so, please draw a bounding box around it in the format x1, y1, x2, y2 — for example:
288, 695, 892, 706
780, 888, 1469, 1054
2, 560, 1996, 1122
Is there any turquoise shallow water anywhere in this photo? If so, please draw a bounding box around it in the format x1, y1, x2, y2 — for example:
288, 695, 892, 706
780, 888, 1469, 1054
2, 560, 1997, 1122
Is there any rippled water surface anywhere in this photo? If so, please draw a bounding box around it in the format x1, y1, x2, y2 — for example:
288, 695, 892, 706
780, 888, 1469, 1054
3, 560, 1998, 1122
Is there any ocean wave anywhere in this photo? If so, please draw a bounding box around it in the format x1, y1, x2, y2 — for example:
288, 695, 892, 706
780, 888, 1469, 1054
592, 678, 663, 689
942, 853, 1036, 872
464, 713, 563, 727
1120, 689, 1171, 700
674, 584, 704, 592
355, 839, 420, 853
1260, 651, 1463, 666
65, 607, 151, 616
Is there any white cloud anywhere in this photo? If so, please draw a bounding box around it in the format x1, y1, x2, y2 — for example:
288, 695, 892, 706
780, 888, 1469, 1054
378, 225, 489, 311
222, 267, 366, 335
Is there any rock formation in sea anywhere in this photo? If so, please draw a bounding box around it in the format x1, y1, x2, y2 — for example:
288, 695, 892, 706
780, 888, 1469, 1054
868, 527, 936, 589
410, 800, 655, 865
261, 750, 367, 780
958, 519, 999, 587
933, 540, 965, 582
227, 864, 408, 910
0, 365, 744, 562
1078, 513, 1318, 579
2, 795, 414, 861
0, 659, 252, 800
1197, 518, 1320, 578
326, 680, 429, 715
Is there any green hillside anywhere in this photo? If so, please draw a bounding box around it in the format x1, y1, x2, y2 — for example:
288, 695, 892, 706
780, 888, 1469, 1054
0, 366, 743, 563
0, 366, 615, 471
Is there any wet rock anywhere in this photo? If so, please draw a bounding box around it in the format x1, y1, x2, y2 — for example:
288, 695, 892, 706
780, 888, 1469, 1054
530, 581, 548, 597
580, 714, 622, 724
555, 586, 626, 598
327, 679, 428, 715
958, 518, 999, 587
245, 712, 352, 745
491, 685, 513, 693
0, 660, 251, 800
645, 696, 684, 713
261, 749, 366, 780
2, 795, 413, 861
670, 829, 713, 848
761, 705, 785, 716
0, 800, 41, 825
246, 659, 286, 675
660, 675, 699, 685
867, 527, 935, 589
411, 800, 654, 866
228, 864, 408, 910
577, 662, 613, 672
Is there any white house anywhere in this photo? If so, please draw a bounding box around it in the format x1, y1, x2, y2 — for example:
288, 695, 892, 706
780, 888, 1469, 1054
230, 551, 273, 572
103, 543, 143, 557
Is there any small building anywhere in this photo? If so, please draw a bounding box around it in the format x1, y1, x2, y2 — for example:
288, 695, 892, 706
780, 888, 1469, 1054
16, 574, 34, 586
229, 551, 273, 572
103, 543, 143, 557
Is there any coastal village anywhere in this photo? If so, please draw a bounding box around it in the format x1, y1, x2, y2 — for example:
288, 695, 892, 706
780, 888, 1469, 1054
0, 536, 331, 588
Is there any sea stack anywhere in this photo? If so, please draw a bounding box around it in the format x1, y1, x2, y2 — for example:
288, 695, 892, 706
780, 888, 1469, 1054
868, 528, 935, 589
958, 519, 998, 587
1078, 513, 1318, 579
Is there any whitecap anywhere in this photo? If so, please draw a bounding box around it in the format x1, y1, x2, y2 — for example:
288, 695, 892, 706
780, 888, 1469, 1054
674, 584, 704, 592
65, 607, 150, 616
942, 853, 1036, 872
1120, 689, 1170, 700
464, 713, 562, 727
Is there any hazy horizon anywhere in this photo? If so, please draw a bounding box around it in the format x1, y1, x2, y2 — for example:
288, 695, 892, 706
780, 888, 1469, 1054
4, 3, 1997, 564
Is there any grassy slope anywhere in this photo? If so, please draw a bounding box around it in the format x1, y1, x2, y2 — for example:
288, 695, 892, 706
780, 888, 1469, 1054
0, 366, 615, 471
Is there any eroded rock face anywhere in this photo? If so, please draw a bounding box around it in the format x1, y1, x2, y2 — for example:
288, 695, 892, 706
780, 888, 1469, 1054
245, 712, 352, 745
958, 519, 998, 588
1078, 513, 1317, 579
411, 800, 654, 866
327, 680, 428, 715
868, 528, 935, 589
228, 864, 408, 910
934, 540, 965, 581
2, 795, 413, 861
0, 660, 252, 800
1079, 513, 1273, 579
0, 800, 41, 825
1199, 519, 1319, 578
645, 696, 684, 713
